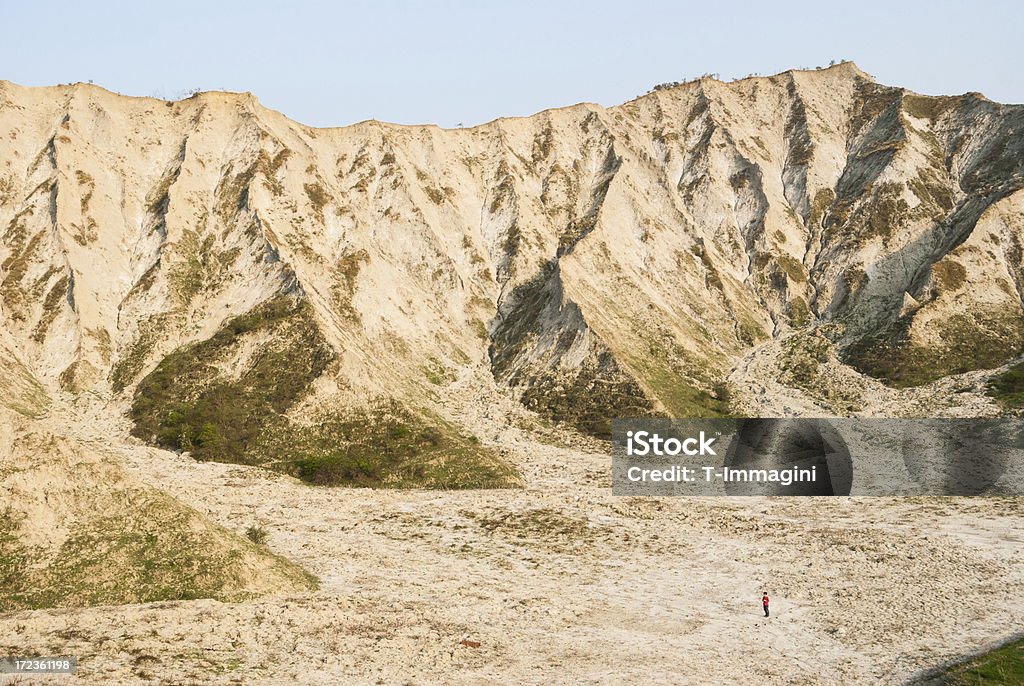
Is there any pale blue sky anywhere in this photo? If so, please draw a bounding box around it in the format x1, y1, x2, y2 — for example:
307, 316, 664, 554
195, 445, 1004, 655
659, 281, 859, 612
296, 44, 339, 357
2, 0, 1020, 128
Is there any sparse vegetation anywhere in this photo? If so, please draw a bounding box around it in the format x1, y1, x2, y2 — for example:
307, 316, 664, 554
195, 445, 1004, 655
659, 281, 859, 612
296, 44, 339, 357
0, 351, 49, 418
692, 243, 724, 292
779, 332, 831, 389
130, 296, 334, 463
0, 493, 315, 613
462, 508, 600, 552
31, 276, 68, 343
333, 249, 369, 321
259, 148, 292, 196
424, 185, 455, 205
1, 210, 42, 320
167, 226, 223, 304
518, 356, 660, 439
73, 170, 99, 244
908, 167, 954, 215
846, 311, 1024, 387
245, 526, 269, 545
269, 402, 519, 489
833, 181, 911, 244
645, 74, 718, 94
557, 215, 597, 256
423, 357, 454, 385
111, 313, 175, 393
146, 160, 181, 228
0, 174, 16, 205
303, 182, 330, 221
488, 164, 516, 214
987, 361, 1024, 409
128, 296, 517, 488
531, 126, 555, 162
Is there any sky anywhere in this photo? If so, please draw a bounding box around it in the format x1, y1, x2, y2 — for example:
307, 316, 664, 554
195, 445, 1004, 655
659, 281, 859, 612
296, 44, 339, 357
1, 0, 1020, 129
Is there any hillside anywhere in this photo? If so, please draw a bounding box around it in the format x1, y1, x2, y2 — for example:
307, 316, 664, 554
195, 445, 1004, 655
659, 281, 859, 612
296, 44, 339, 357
2, 62, 1023, 456
1, 63, 1023, 684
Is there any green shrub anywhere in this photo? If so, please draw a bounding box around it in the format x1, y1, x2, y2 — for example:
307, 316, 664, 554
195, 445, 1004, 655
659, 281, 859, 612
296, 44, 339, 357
129, 297, 518, 489
245, 526, 269, 545
987, 362, 1024, 409
130, 296, 333, 463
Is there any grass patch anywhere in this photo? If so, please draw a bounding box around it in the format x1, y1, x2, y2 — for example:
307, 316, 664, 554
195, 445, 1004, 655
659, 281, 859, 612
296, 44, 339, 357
902, 93, 951, 122
938, 638, 1024, 685
932, 259, 968, 292
788, 296, 812, 327
846, 310, 1024, 387
810, 188, 835, 228
130, 296, 334, 463
268, 403, 519, 489
0, 495, 316, 613
624, 342, 731, 423
776, 254, 807, 283
987, 362, 1024, 409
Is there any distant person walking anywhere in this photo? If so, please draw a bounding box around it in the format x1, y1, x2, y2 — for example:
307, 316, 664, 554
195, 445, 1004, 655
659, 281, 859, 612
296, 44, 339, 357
762, 592, 770, 617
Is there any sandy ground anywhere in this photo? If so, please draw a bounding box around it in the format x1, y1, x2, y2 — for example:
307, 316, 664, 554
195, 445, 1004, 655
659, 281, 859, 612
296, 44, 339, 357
1, 372, 1022, 686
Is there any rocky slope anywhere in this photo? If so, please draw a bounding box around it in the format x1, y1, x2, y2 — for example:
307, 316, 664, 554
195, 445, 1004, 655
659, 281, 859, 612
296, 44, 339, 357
2, 62, 1023, 450
2, 63, 1024, 682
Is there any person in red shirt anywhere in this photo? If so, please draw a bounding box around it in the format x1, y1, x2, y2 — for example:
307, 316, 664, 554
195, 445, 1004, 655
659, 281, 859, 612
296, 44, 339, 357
762, 592, 770, 617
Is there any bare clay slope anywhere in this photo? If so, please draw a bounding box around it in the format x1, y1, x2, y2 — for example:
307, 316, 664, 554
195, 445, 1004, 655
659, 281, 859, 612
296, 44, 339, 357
2, 65, 1024, 683
2, 61, 1023, 454
0, 340, 316, 611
